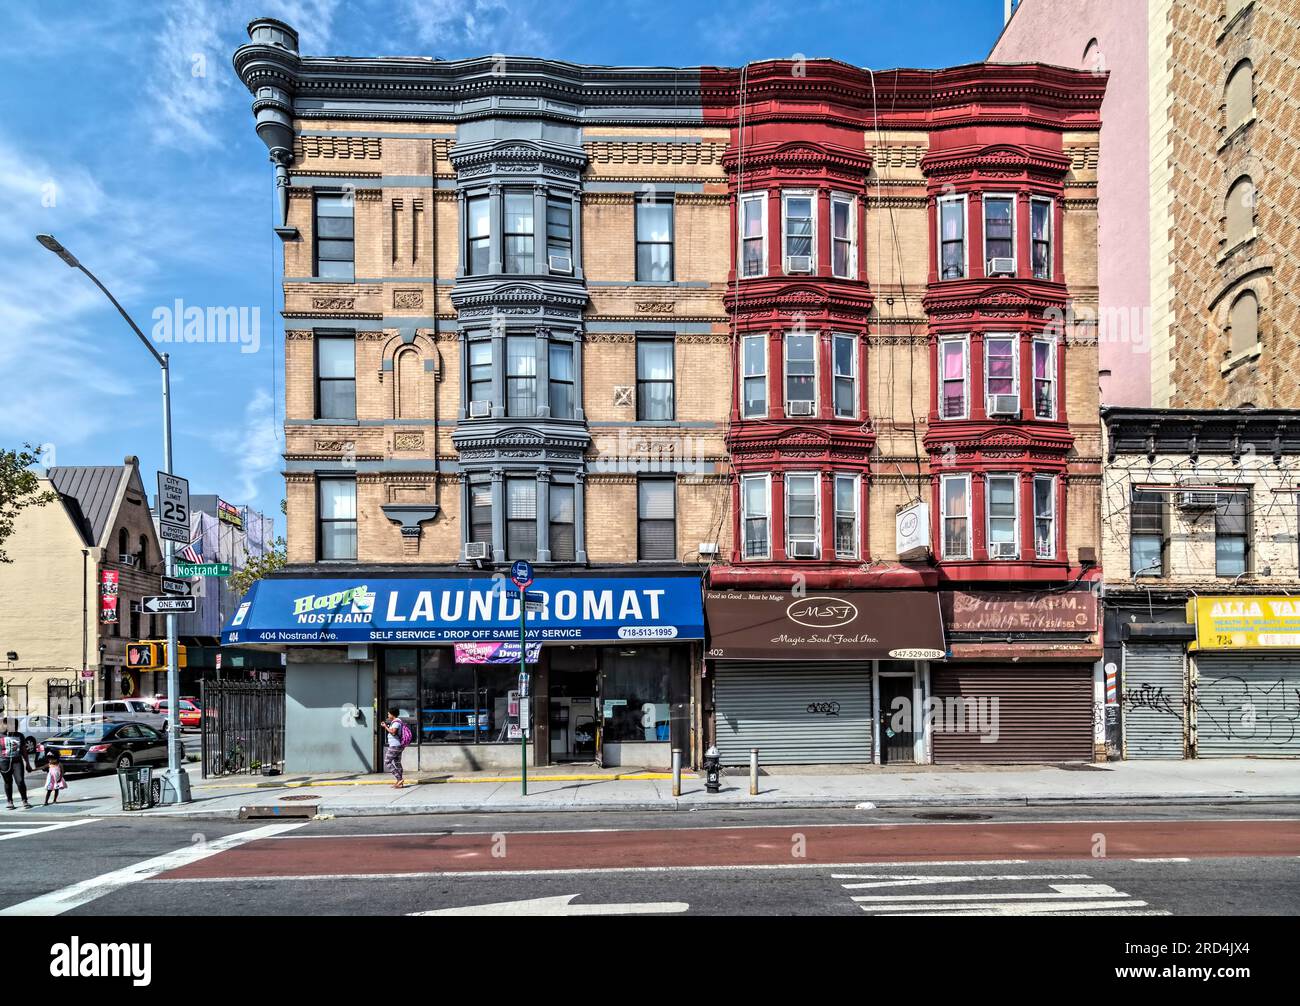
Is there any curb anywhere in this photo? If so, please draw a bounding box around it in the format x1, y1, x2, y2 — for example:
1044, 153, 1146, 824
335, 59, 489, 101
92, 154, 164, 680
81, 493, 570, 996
126, 790, 1300, 821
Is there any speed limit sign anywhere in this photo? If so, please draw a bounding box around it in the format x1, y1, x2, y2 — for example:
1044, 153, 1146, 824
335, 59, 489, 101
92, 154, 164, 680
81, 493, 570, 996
157, 472, 191, 544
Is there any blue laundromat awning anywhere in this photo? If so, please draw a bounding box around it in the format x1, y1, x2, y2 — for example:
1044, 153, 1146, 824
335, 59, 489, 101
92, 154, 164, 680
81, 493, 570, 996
222, 575, 704, 646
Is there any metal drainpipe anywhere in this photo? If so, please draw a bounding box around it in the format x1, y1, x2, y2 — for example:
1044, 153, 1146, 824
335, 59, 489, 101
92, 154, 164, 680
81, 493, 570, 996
431, 138, 442, 506
81, 549, 89, 686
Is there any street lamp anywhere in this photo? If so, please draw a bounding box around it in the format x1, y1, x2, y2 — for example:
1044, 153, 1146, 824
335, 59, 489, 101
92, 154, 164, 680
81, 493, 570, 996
36, 233, 191, 804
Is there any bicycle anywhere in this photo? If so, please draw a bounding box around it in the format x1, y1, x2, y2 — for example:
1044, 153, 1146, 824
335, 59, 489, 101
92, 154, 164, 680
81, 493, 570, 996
210, 737, 247, 776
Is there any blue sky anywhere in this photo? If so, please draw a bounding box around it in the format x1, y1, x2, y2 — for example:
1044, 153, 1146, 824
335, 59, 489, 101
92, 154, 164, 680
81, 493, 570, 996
0, 0, 1007, 536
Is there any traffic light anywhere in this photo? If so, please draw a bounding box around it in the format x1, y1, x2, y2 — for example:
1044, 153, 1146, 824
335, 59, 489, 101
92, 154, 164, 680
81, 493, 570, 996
126, 642, 161, 670
125, 641, 188, 670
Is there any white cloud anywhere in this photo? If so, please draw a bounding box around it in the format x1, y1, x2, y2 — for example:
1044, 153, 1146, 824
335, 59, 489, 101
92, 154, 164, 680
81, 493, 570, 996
397, 0, 550, 55
214, 386, 282, 503
146, 0, 235, 148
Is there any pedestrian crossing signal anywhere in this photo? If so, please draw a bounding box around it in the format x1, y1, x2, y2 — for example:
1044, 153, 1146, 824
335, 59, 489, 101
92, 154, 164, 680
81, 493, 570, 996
125, 641, 187, 670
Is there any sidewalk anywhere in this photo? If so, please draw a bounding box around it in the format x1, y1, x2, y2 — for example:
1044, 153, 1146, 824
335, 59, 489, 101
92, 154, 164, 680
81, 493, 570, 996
33, 759, 1300, 819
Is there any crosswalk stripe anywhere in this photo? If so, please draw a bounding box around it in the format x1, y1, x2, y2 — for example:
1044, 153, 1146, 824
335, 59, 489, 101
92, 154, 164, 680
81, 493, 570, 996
867, 900, 1152, 915
0, 819, 95, 842
852, 883, 1127, 903
840, 873, 1089, 890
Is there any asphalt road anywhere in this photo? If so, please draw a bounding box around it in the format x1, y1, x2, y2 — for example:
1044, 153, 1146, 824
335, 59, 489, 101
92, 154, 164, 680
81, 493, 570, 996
0, 802, 1297, 917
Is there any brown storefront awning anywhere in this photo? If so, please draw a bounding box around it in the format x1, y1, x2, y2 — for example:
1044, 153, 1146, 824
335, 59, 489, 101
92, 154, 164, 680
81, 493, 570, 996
705, 590, 946, 661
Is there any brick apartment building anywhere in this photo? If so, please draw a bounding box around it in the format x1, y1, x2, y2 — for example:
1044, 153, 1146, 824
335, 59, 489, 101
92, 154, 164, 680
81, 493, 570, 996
227, 16, 1105, 772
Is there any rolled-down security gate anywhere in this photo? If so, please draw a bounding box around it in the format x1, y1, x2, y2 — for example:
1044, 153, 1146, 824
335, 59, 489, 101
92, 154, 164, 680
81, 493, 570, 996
713, 662, 872, 765
1122, 643, 1187, 759
1193, 654, 1300, 757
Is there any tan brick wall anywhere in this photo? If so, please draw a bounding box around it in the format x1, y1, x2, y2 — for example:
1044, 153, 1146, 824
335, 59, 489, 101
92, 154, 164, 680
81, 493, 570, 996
582, 475, 729, 564
583, 195, 635, 282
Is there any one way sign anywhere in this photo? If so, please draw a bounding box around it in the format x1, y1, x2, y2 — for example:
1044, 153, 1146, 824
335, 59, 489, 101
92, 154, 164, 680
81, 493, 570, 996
142, 595, 196, 614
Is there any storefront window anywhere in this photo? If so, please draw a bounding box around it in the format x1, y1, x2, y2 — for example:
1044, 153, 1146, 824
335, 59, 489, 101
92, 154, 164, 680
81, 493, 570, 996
601, 646, 686, 744
383, 648, 524, 745
383, 649, 419, 734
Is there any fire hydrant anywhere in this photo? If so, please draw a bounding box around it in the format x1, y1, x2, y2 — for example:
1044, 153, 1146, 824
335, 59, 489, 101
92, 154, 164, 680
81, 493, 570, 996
703, 745, 722, 793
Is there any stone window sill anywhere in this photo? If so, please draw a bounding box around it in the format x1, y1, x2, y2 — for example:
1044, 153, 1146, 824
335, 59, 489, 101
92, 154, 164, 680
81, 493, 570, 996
1217, 228, 1258, 264
1220, 341, 1262, 374
1218, 114, 1256, 152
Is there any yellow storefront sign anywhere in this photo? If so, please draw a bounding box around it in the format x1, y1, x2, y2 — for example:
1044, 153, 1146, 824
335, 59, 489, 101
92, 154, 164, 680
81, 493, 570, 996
1187, 596, 1300, 649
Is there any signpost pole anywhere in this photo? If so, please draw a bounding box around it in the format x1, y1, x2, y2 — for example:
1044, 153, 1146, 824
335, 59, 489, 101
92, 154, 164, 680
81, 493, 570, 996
519, 597, 527, 797
159, 355, 190, 805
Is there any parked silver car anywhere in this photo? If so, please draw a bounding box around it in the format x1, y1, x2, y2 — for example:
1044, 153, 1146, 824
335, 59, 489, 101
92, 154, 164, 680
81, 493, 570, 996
85, 699, 170, 733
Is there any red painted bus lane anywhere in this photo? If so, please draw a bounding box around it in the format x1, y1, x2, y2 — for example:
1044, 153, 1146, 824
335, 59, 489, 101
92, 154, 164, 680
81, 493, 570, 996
159, 819, 1300, 881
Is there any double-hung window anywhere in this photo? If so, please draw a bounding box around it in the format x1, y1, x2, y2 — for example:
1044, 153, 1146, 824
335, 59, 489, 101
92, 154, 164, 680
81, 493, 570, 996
741, 475, 770, 559
549, 484, 576, 562
785, 474, 819, 559
939, 337, 969, 419
546, 197, 573, 273
316, 333, 356, 420
985, 335, 1018, 417
742, 334, 767, 418
636, 198, 674, 281
1033, 475, 1056, 559
315, 194, 354, 280
506, 336, 537, 417
467, 195, 490, 275
831, 193, 856, 278
637, 478, 676, 560
1215, 493, 1249, 577
549, 342, 575, 419
503, 191, 535, 274
986, 474, 1019, 560
834, 474, 858, 558
940, 473, 971, 560
833, 333, 857, 418
783, 191, 815, 274
784, 333, 816, 416
740, 192, 766, 278
469, 482, 494, 554
636, 337, 675, 421
983, 194, 1016, 275
318, 478, 357, 561
468, 341, 493, 411
938, 195, 966, 280
506, 478, 537, 561
1130, 489, 1166, 576
1031, 197, 1053, 280
1032, 338, 1057, 419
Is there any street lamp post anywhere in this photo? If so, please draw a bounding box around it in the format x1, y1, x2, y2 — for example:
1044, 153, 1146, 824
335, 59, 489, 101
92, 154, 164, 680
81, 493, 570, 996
36, 233, 191, 804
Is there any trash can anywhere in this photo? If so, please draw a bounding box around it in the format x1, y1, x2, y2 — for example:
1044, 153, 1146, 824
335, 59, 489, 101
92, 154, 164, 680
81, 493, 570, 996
117, 766, 155, 811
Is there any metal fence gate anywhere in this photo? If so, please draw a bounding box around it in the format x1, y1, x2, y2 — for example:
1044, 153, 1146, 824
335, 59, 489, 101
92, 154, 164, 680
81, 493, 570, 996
0, 681, 28, 723
201, 679, 285, 777
47, 679, 93, 720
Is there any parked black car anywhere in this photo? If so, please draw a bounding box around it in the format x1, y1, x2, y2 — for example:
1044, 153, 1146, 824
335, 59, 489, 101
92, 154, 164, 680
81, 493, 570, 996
37, 721, 183, 773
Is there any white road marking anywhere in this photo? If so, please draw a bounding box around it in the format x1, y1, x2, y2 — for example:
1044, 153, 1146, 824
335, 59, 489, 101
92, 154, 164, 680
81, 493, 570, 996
411, 894, 689, 916
0, 822, 307, 917
840, 873, 1089, 890
853, 882, 1128, 903
870, 900, 1157, 915
1132, 857, 1191, 863
0, 819, 96, 842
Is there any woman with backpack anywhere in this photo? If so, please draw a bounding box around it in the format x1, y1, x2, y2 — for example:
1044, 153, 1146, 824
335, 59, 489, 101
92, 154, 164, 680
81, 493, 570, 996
380, 707, 411, 788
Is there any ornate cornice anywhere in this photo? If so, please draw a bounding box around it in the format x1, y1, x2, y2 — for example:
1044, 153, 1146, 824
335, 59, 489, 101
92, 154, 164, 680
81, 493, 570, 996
921, 144, 1071, 181
726, 282, 874, 318
722, 140, 872, 183
585, 140, 726, 166
449, 139, 586, 174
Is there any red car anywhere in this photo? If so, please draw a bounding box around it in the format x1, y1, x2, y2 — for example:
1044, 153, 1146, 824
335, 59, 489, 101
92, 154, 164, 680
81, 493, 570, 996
154, 699, 201, 729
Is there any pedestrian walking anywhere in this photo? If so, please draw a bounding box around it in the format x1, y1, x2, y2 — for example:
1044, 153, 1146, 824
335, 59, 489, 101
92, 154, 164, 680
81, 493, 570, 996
0, 728, 33, 810
43, 752, 66, 805
380, 707, 411, 788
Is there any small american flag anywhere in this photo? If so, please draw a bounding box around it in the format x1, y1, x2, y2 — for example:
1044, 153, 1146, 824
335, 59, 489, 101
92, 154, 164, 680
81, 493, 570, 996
179, 537, 204, 564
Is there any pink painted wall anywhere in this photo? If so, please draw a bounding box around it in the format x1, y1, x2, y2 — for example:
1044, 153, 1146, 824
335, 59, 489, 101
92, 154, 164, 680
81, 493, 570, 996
991, 0, 1151, 407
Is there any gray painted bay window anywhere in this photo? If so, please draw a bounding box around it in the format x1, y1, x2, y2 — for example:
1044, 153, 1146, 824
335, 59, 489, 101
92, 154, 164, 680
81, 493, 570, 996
546, 198, 573, 272
549, 484, 576, 561
636, 197, 673, 281
506, 478, 538, 561
469, 481, 494, 554
503, 190, 535, 274
507, 336, 538, 416
467, 195, 490, 275
468, 341, 493, 408
636, 337, 675, 420
314, 194, 354, 281
318, 478, 357, 561
549, 342, 575, 419
637, 478, 676, 560
316, 333, 356, 420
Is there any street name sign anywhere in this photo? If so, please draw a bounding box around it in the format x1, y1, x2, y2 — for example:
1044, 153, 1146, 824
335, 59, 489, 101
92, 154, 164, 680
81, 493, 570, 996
142, 595, 196, 614
175, 562, 231, 577
156, 473, 191, 545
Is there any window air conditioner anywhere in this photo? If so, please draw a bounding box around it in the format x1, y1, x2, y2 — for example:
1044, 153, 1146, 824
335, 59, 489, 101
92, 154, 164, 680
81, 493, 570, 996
463, 542, 489, 560
790, 539, 819, 558
468, 400, 491, 419
786, 255, 813, 274
990, 541, 1018, 559
987, 394, 1021, 417
987, 257, 1016, 276
118, 554, 138, 567
787, 399, 815, 417
1178, 491, 1223, 509
548, 254, 573, 275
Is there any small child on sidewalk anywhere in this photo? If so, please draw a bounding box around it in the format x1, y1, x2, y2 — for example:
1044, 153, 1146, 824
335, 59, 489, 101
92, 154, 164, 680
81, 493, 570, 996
43, 753, 66, 805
